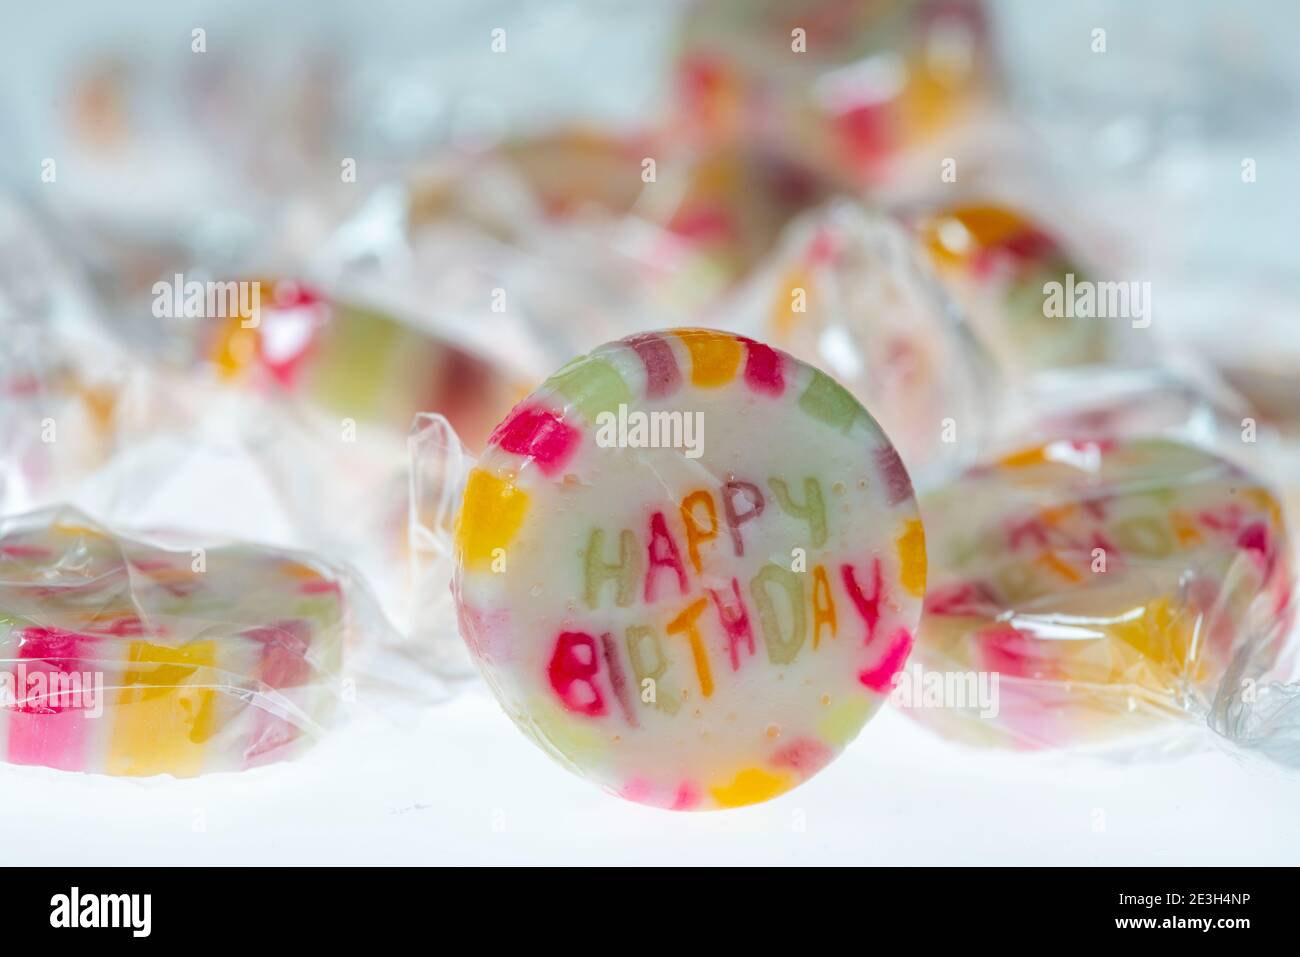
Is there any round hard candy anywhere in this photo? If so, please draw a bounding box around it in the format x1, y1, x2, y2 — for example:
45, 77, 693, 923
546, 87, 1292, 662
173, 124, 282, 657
454, 329, 926, 809
914, 438, 1294, 749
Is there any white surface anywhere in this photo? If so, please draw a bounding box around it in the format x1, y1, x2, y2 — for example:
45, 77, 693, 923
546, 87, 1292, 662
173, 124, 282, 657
3, 683, 1298, 866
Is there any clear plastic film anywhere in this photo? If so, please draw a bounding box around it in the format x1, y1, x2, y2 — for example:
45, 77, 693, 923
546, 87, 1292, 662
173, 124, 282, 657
352, 132, 839, 369
0, 505, 378, 776
0, 196, 127, 514
26, 269, 526, 637
989, 361, 1255, 460
29, 37, 356, 327
407, 413, 475, 677
719, 198, 997, 487
324, 149, 676, 372
908, 437, 1299, 762
0, 314, 150, 518
0, 224, 483, 719
674, 0, 995, 190
907, 201, 1154, 379
980, 358, 1300, 577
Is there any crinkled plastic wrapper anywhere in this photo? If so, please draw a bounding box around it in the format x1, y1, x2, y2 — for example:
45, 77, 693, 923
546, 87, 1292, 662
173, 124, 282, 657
0, 507, 358, 776
47, 274, 528, 635
910, 437, 1297, 758
988, 363, 1252, 456
725, 199, 996, 485
675, 0, 992, 188
188, 279, 523, 454
0, 319, 124, 514
399, 134, 837, 366
407, 412, 475, 675
913, 202, 1152, 378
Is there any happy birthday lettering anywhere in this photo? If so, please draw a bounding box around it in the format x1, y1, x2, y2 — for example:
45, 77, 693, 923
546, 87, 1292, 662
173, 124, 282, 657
546, 476, 887, 721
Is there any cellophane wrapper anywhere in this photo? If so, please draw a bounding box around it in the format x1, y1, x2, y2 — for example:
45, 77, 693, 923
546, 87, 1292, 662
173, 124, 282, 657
909, 437, 1298, 759
0, 506, 364, 776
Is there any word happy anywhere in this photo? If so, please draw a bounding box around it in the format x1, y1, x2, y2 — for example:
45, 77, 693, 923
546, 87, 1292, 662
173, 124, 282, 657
546, 474, 909, 722
595, 404, 704, 459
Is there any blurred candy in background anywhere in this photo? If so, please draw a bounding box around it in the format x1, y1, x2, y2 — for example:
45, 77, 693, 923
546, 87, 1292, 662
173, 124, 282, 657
2, 0, 1300, 778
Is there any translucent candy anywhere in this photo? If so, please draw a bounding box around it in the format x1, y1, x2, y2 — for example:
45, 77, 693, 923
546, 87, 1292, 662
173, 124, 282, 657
0, 196, 171, 518
911, 438, 1295, 752
402, 135, 835, 354
654, 146, 836, 296
0, 317, 135, 516
16, 273, 525, 635
0, 507, 356, 776
348, 146, 683, 369
453, 329, 925, 808
915, 202, 1151, 377
188, 278, 523, 451
723, 199, 995, 485
675, 0, 992, 187
410, 128, 658, 231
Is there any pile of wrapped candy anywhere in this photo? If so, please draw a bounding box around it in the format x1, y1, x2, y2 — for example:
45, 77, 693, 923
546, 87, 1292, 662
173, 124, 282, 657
3, 0, 1300, 804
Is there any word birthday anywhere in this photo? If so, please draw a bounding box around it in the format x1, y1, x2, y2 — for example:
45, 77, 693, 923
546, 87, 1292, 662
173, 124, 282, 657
151, 274, 262, 327
594, 404, 704, 459
0, 664, 104, 718
546, 474, 909, 722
